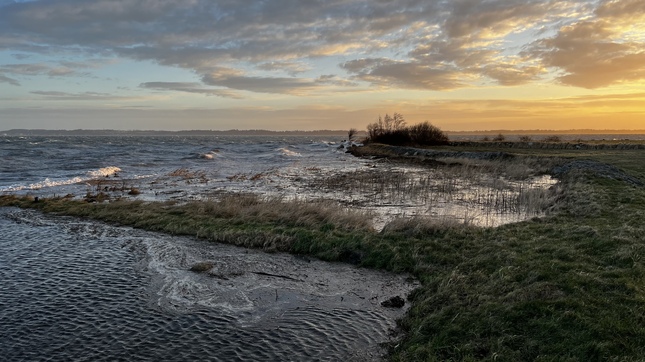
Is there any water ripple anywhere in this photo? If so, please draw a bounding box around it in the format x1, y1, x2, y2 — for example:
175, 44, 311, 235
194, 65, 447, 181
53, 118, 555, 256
0, 208, 417, 361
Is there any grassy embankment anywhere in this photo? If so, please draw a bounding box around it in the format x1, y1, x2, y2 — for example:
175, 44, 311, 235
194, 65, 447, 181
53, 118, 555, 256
2, 141, 645, 361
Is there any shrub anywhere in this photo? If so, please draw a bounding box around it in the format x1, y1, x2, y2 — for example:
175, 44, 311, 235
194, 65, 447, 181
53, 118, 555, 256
542, 135, 562, 142
492, 133, 506, 142
408, 121, 449, 145
347, 128, 358, 142
519, 135, 532, 142
365, 113, 448, 146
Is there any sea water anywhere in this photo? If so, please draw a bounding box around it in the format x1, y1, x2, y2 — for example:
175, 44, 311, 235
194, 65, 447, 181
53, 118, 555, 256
0, 135, 420, 361
0, 135, 365, 198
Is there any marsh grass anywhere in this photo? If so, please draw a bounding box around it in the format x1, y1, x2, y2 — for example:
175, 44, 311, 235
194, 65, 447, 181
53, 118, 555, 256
380, 171, 645, 361
313, 154, 560, 226
3, 143, 645, 361
86, 178, 142, 194
0, 193, 375, 257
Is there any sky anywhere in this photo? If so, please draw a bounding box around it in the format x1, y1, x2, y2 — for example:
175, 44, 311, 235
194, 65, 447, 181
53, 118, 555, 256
1, 0, 645, 131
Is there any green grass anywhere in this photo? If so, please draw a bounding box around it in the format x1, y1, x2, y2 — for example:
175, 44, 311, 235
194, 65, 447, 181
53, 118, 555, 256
2, 143, 645, 361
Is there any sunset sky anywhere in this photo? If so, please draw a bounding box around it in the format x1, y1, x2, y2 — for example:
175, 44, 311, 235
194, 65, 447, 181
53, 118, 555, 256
1, 0, 645, 131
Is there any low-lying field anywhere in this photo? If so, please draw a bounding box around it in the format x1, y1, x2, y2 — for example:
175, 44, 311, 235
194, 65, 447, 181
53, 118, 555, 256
2, 142, 645, 361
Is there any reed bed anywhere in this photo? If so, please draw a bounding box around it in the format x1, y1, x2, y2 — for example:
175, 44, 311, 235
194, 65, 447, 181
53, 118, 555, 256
312, 156, 560, 227
190, 193, 374, 232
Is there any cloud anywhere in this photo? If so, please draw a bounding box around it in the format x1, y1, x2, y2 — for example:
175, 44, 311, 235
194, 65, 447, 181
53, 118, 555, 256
316, 75, 358, 87
200, 66, 331, 95
339, 1, 581, 90
481, 62, 544, 86
140, 82, 241, 98
257, 61, 311, 75
1, 0, 644, 94
527, 6, 645, 88
0, 74, 20, 86
1, 63, 76, 77
0, 0, 443, 94
595, 0, 645, 19
442, 0, 563, 39
30, 90, 136, 101
202, 73, 320, 95
341, 58, 467, 90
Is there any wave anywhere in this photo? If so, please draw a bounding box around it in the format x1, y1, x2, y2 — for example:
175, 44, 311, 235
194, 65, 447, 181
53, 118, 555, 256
278, 148, 301, 157
199, 150, 220, 160
0, 177, 86, 192
0, 166, 122, 192
87, 166, 122, 177
183, 150, 220, 160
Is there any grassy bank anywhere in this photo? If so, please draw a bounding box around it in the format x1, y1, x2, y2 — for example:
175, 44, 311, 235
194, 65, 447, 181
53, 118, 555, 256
2, 143, 645, 361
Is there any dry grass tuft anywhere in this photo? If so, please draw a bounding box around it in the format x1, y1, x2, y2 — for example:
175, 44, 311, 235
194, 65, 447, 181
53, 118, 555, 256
194, 193, 374, 232
381, 216, 467, 235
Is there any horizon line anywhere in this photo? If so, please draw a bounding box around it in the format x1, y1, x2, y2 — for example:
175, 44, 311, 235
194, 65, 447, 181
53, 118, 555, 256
3, 128, 645, 134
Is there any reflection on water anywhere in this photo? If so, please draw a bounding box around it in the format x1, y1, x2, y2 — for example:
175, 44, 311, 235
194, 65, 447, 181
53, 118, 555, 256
0, 208, 417, 361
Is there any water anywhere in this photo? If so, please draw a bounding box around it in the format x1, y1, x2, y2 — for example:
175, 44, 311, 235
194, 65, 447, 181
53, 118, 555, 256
0, 134, 559, 360
0, 135, 423, 360
0, 135, 365, 199
0, 135, 557, 227
0, 208, 416, 361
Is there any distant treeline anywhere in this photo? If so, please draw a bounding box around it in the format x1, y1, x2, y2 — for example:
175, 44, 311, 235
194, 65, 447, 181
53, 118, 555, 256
447, 129, 645, 135
1, 129, 361, 137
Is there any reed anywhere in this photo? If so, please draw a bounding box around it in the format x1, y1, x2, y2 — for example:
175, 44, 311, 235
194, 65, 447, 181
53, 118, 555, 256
312, 154, 560, 226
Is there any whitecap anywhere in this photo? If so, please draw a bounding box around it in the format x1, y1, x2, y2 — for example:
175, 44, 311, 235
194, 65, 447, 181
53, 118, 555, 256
199, 150, 220, 160
1, 166, 123, 192
1, 176, 86, 191
87, 166, 122, 177
278, 148, 301, 157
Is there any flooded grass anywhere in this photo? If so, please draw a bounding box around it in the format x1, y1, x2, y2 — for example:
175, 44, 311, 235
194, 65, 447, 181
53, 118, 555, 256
3, 144, 645, 361
311, 151, 561, 227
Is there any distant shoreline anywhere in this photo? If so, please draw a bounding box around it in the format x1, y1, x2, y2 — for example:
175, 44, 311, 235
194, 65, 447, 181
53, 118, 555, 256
3, 128, 645, 137
0, 129, 352, 137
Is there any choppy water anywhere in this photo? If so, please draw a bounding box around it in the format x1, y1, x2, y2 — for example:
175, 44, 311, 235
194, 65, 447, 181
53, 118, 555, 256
0, 135, 365, 198
0, 134, 559, 228
0, 208, 416, 361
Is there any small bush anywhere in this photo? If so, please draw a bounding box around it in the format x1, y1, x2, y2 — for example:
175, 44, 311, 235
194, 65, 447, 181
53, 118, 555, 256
542, 135, 562, 142
519, 135, 532, 142
492, 133, 506, 142
347, 128, 358, 142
